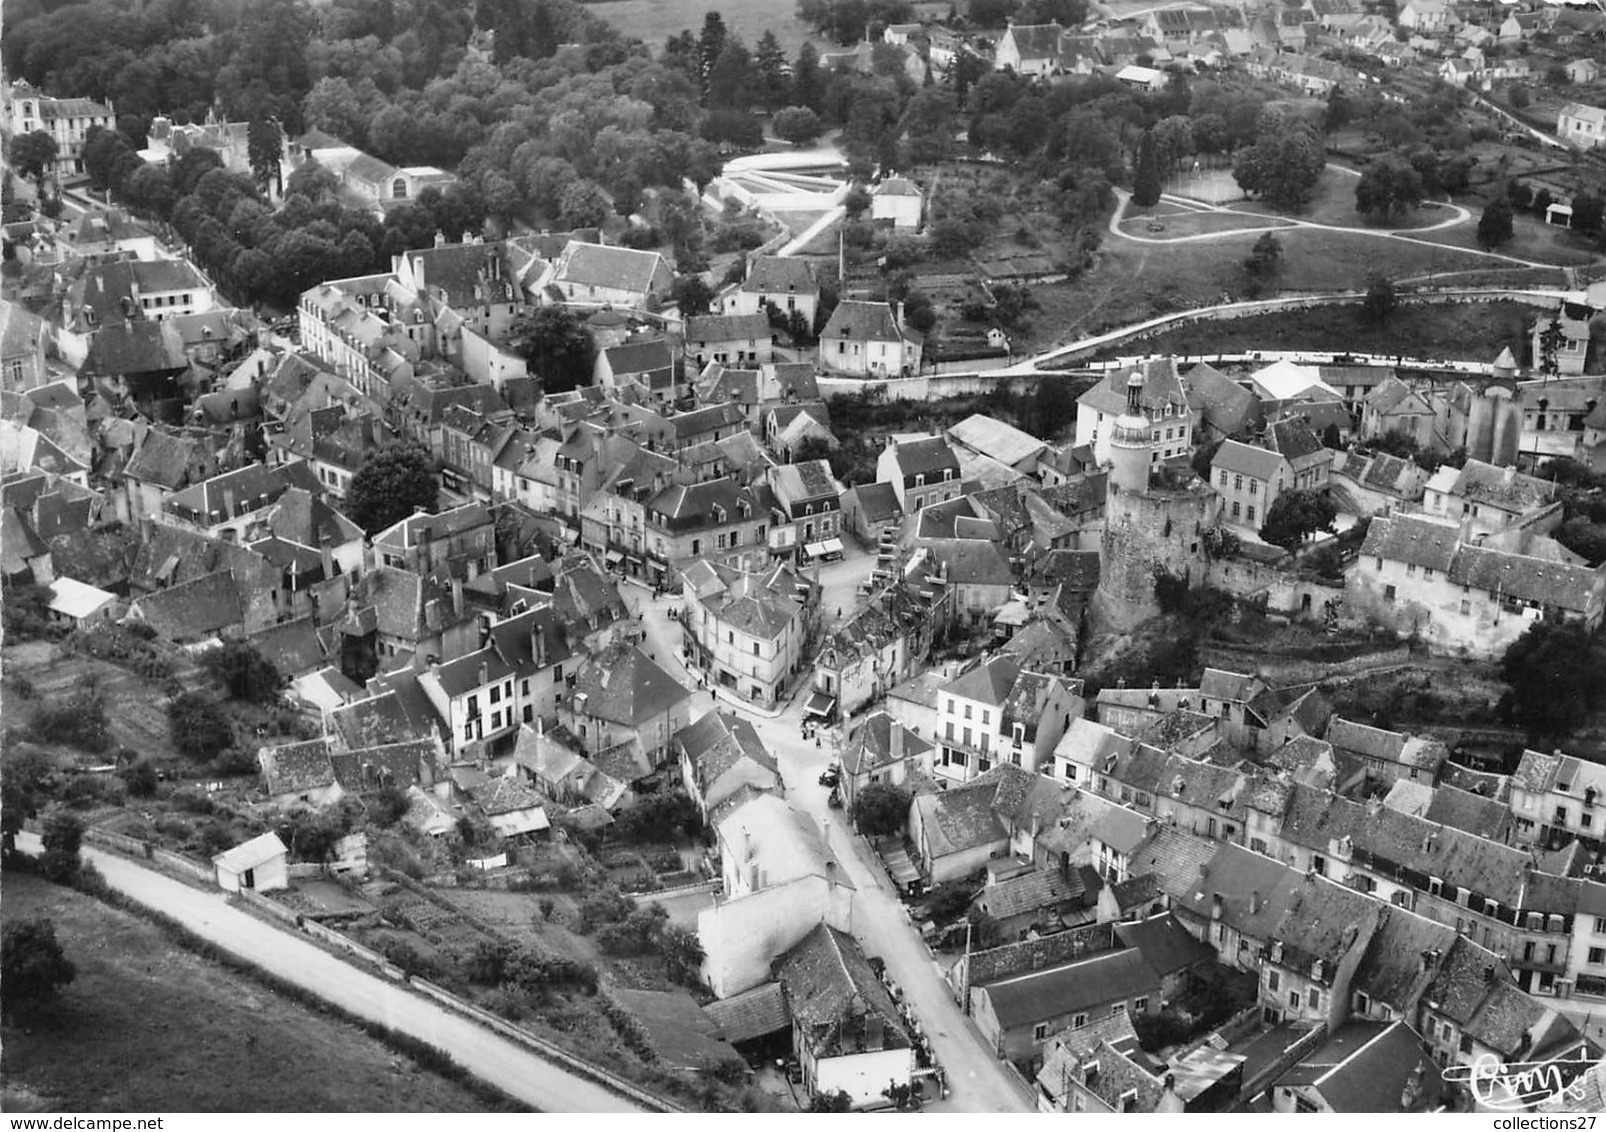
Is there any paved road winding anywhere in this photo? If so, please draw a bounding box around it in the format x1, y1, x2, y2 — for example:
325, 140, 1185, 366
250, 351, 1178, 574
14, 832, 649, 1114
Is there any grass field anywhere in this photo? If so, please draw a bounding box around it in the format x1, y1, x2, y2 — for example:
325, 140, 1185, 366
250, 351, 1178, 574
0, 871, 502, 1113
1014, 226, 1555, 355
1101, 300, 1536, 363
581, 0, 818, 54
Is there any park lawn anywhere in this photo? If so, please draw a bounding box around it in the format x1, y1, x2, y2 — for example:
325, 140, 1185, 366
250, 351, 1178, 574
1116, 210, 1289, 238
583, 0, 818, 54
1107, 299, 1535, 363
1020, 225, 1557, 354
1223, 164, 1448, 232
1408, 207, 1602, 267
0, 871, 506, 1113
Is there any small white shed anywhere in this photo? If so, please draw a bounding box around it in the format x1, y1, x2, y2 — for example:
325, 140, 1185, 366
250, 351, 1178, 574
212, 831, 289, 893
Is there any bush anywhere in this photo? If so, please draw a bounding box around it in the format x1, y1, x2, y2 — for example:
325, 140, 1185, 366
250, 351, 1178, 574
120, 761, 159, 798
29, 693, 111, 753
202, 641, 283, 703
167, 692, 234, 761
39, 807, 84, 884
211, 747, 259, 777
1, 918, 76, 1020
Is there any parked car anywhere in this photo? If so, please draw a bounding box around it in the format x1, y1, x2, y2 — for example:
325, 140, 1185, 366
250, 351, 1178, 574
828, 787, 843, 808
818, 764, 841, 787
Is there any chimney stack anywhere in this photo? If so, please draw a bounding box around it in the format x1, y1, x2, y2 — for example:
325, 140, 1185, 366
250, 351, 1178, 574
451, 577, 464, 617
889, 720, 903, 762
1210, 893, 1223, 920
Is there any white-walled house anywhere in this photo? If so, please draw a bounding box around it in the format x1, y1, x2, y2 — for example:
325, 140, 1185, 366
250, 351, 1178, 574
871, 177, 924, 229
819, 300, 922, 377
212, 832, 289, 893
698, 794, 854, 998
1560, 104, 1606, 150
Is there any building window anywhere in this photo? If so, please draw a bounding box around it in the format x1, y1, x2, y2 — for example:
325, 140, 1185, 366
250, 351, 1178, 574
1247, 505, 1256, 522
1232, 502, 1241, 518
1033, 1023, 1049, 1041
1219, 470, 1228, 485
1289, 991, 1301, 1010
1072, 1012, 1087, 1030
1309, 989, 1320, 1011
1268, 971, 1280, 991
1249, 479, 1258, 495
964, 704, 973, 720
1111, 1003, 1126, 1016
1234, 475, 1243, 491
1384, 585, 1396, 603
1134, 997, 1149, 1013
1591, 948, 1605, 966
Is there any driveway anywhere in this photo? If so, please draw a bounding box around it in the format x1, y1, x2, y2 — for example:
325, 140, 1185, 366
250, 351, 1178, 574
14, 833, 650, 1114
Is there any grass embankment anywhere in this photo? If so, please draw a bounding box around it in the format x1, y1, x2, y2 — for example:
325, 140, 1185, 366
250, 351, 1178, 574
0, 868, 523, 1113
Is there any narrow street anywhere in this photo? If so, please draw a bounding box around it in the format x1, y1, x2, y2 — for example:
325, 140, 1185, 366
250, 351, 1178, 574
12, 833, 650, 1114
627, 544, 1036, 1114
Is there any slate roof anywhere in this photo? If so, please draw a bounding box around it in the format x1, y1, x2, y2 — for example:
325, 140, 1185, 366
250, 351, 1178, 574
1114, 912, 1215, 978
741, 256, 817, 296
1360, 514, 1461, 572
81, 320, 188, 377
703, 981, 791, 1043
821, 300, 909, 344
1212, 439, 1284, 481
975, 867, 1087, 921
912, 779, 1009, 859
978, 948, 1160, 1028
890, 435, 961, 478
259, 739, 336, 796
1266, 416, 1327, 462
842, 711, 932, 777
686, 313, 771, 343
330, 689, 428, 749
245, 616, 327, 677
611, 988, 745, 1071
330, 740, 432, 794
944, 654, 1021, 706
130, 570, 243, 640
1001, 21, 1066, 60
1185, 361, 1260, 436
601, 339, 674, 379
553, 243, 668, 294
1282, 1021, 1445, 1113
774, 924, 908, 1051
772, 459, 842, 505
1424, 783, 1513, 840
929, 538, 1014, 586
569, 642, 690, 727
1451, 459, 1557, 512
846, 481, 902, 525
1449, 544, 1602, 613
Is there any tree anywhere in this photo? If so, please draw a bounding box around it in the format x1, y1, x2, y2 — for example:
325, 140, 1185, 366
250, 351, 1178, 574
1500, 621, 1606, 741
247, 116, 284, 195
843, 185, 872, 220
39, 807, 84, 884
902, 291, 937, 334
1478, 195, 1515, 250
1029, 376, 1078, 438
11, 131, 58, 197
969, 0, 1018, 24
1363, 275, 1398, 326
660, 923, 705, 985
793, 43, 823, 112
1132, 130, 1163, 208
1573, 191, 1605, 236
203, 640, 283, 703
1354, 153, 1424, 221
511, 307, 595, 396
1539, 316, 1565, 378
1232, 118, 1325, 211
698, 11, 729, 88
1, 919, 75, 1021
672, 275, 714, 317
850, 783, 913, 837
1555, 517, 1606, 566
931, 215, 984, 259
754, 31, 792, 110
346, 443, 438, 534
773, 106, 824, 146
1324, 88, 1354, 135
167, 692, 234, 762
706, 38, 754, 111
1243, 231, 1283, 285
557, 179, 610, 229
1258, 488, 1338, 551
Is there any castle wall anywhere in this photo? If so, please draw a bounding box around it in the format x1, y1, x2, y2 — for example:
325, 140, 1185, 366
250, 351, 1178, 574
1095, 481, 1219, 628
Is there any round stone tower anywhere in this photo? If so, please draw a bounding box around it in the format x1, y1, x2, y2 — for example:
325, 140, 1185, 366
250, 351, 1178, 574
1094, 368, 1220, 629
1109, 370, 1153, 495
